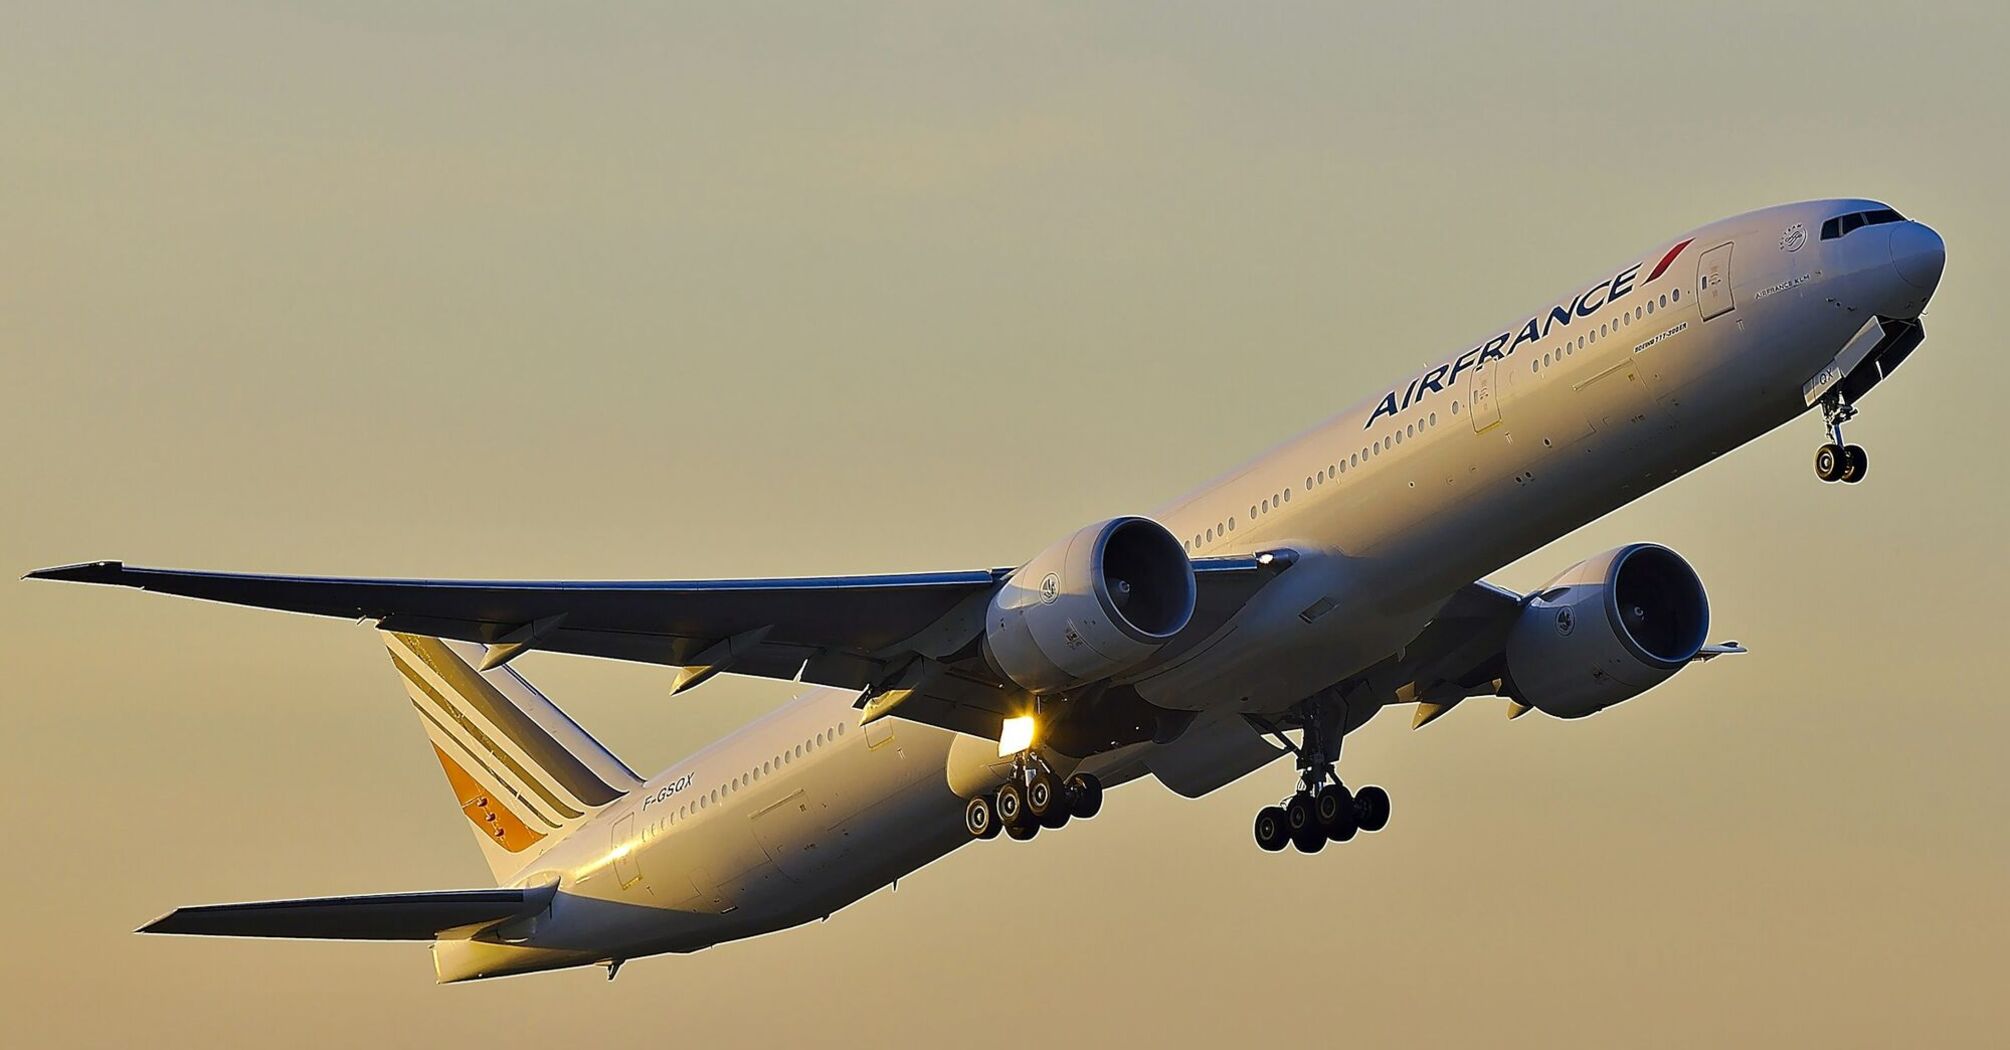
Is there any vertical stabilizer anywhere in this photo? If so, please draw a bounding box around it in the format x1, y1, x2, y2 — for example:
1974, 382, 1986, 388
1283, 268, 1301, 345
381, 632, 641, 883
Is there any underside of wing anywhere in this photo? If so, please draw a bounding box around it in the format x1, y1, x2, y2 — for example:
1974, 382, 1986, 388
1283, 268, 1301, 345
29, 554, 1293, 739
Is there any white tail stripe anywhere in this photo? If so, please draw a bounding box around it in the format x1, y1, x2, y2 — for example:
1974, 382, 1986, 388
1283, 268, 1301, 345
390, 649, 586, 822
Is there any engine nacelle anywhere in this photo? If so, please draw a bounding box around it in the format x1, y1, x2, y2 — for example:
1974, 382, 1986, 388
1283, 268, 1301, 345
1505, 543, 1711, 719
983, 516, 1196, 694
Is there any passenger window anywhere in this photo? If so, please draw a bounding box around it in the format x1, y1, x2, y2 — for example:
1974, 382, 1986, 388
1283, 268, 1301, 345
1672, 287, 1680, 301
1282, 489, 1291, 502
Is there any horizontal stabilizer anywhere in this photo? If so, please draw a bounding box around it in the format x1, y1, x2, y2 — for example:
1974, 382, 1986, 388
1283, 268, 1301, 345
139, 885, 555, 941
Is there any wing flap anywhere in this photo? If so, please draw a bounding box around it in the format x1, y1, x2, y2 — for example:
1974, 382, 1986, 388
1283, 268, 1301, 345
139, 886, 555, 941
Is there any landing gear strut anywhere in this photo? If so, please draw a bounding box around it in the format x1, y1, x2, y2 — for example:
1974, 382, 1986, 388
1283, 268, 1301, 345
1249, 702, 1392, 854
1815, 398, 1868, 484
965, 748, 1103, 843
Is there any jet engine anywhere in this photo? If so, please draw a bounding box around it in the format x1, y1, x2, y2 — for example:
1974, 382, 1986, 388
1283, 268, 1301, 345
1505, 543, 1710, 718
983, 516, 1196, 694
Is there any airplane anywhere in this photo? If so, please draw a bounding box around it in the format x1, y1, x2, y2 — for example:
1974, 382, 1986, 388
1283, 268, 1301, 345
29, 198, 1944, 982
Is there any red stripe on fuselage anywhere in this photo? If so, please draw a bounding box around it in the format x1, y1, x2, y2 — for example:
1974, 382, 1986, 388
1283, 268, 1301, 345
1646, 238, 1694, 283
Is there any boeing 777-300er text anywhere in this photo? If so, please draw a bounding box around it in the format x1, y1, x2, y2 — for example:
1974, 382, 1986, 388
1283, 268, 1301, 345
31, 199, 1945, 982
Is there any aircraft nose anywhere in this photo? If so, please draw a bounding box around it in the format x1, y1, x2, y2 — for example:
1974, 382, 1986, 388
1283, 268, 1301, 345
1891, 221, 1945, 293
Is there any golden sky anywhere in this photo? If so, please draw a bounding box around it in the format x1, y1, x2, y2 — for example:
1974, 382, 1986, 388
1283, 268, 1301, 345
4, 4, 2005, 1046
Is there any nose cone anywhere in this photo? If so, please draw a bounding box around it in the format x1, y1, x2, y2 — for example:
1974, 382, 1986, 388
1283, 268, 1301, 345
1891, 221, 1945, 294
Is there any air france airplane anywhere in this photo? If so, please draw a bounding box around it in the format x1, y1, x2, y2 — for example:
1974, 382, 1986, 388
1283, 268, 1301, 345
31, 198, 1945, 982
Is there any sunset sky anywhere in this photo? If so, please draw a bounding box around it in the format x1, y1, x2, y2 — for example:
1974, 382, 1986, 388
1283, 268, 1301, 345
4, 3, 2006, 1045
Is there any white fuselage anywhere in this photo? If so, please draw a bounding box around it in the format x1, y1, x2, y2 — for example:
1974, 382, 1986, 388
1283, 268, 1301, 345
445, 199, 1939, 979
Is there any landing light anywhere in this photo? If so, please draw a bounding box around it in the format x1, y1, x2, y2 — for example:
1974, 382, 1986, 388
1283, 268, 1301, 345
998, 715, 1036, 757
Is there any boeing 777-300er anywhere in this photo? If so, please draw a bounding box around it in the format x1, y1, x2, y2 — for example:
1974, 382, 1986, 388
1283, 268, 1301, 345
31, 199, 1945, 982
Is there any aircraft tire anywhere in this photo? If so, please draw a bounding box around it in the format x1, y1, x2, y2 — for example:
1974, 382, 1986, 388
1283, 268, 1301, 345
1842, 444, 1868, 483
1316, 788, 1358, 841
1254, 806, 1290, 851
1815, 444, 1845, 482
1025, 770, 1063, 821
1354, 785, 1391, 833
995, 781, 1027, 830
1284, 793, 1316, 839
965, 794, 1001, 839
1065, 773, 1104, 819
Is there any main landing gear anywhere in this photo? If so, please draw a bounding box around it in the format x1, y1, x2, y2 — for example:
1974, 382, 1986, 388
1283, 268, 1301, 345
964, 750, 1103, 843
1248, 706, 1391, 854
1814, 399, 1868, 484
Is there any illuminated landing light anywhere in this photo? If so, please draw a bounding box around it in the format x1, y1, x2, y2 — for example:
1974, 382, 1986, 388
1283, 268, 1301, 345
998, 715, 1036, 757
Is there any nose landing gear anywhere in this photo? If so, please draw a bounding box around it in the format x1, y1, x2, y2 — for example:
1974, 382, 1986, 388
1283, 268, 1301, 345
964, 750, 1103, 843
1248, 706, 1392, 854
1815, 399, 1868, 484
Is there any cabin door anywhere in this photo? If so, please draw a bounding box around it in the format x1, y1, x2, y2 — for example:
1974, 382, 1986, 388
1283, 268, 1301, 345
1698, 242, 1736, 320
611, 813, 642, 888
1469, 356, 1503, 433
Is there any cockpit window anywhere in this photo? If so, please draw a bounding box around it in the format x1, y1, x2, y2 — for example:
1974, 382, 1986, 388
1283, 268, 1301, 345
1820, 208, 1905, 241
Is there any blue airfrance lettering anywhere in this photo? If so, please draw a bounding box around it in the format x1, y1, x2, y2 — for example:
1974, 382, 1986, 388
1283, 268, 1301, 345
1366, 260, 1651, 428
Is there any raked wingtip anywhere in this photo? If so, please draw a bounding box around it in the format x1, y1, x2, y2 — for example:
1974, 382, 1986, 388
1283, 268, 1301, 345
25, 560, 126, 583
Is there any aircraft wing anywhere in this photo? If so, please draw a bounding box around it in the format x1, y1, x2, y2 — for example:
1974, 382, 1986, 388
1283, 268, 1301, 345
27, 556, 1290, 702
140, 885, 555, 940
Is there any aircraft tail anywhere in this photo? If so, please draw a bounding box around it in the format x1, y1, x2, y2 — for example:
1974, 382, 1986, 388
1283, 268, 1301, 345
382, 631, 641, 883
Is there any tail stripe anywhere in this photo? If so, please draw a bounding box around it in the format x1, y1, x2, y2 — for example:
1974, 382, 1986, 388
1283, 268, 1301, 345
428, 742, 547, 852
393, 652, 584, 822
396, 636, 625, 807
410, 699, 567, 830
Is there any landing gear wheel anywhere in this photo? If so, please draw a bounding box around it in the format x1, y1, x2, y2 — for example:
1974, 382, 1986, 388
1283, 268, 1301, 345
1254, 806, 1290, 851
1005, 821, 1038, 841
1285, 795, 1325, 852
1353, 785, 1391, 833
1815, 443, 1845, 482
1025, 770, 1063, 822
994, 781, 1027, 831
1316, 788, 1359, 841
965, 794, 1000, 839
1065, 773, 1104, 819
1841, 444, 1868, 483
1284, 794, 1315, 838
1039, 801, 1072, 830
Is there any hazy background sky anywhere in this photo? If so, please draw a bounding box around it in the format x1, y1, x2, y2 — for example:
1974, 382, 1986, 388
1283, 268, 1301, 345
5, 3, 2006, 1046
